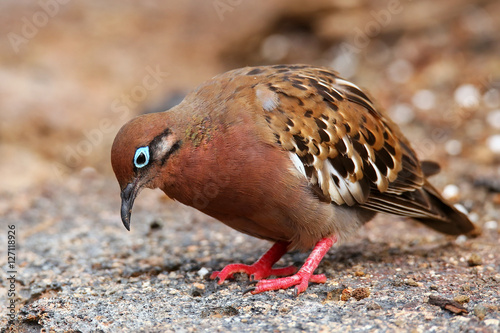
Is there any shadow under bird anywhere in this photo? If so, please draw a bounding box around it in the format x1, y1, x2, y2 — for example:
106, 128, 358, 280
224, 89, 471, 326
111, 64, 478, 295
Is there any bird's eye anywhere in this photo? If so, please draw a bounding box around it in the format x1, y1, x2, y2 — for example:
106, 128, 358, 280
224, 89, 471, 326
134, 146, 150, 168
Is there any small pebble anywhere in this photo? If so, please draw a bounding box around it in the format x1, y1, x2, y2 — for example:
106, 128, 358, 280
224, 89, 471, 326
468, 212, 479, 223
354, 270, 365, 277
474, 304, 487, 320
388, 103, 415, 125
341, 288, 352, 301
454, 84, 480, 108
149, 220, 162, 230
453, 295, 470, 304
467, 254, 482, 267
404, 278, 420, 287
484, 220, 498, 230
445, 140, 462, 156
442, 184, 460, 200
366, 302, 382, 311
412, 90, 436, 110
487, 110, 500, 129
198, 267, 209, 278
352, 287, 370, 301
455, 235, 467, 245
193, 283, 205, 290
487, 135, 500, 154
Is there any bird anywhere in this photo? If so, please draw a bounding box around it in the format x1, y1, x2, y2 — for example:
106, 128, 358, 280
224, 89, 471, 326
111, 64, 478, 295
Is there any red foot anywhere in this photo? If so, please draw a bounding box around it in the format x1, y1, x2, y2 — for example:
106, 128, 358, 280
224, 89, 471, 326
249, 235, 338, 295
210, 241, 297, 283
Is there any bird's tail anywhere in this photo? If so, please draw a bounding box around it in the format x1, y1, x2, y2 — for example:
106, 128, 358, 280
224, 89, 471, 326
413, 182, 480, 237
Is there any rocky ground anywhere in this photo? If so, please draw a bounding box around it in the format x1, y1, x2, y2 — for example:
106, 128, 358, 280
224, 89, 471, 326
1, 173, 499, 332
1, 0, 499, 332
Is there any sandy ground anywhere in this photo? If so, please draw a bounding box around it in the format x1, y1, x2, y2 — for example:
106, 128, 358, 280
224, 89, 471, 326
1, 0, 499, 332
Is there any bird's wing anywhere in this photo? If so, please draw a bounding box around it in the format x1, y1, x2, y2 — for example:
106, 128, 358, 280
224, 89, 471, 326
248, 65, 446, 220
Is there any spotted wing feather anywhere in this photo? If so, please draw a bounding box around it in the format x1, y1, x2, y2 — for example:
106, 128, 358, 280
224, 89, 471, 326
249, 65, 423, 211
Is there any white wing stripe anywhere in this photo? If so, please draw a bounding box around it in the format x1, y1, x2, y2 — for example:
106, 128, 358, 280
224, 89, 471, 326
289, 152, 307, 179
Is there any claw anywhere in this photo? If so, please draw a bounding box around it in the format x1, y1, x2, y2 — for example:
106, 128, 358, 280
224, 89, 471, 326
243, 287, 256, 295
246, 280, 258, 286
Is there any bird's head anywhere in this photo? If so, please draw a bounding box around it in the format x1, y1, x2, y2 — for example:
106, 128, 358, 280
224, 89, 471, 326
111, 112, 182, 231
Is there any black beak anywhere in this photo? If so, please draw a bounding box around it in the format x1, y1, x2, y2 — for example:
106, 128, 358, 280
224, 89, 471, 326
120, 182, 138, 231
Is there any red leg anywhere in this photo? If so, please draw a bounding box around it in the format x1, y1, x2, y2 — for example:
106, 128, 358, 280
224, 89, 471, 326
210, 241, 297, 283
249, 235, 337, 296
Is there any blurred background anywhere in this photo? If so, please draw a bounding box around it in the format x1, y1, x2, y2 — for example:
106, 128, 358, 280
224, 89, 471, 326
1, 0, 499, 197
1, 1, 500, 330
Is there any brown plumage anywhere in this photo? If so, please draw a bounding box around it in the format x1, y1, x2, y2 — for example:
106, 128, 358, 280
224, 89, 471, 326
111, 64, 478, 295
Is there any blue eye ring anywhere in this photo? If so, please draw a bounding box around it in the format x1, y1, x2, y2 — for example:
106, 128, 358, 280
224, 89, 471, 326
134, 146, 150, 168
